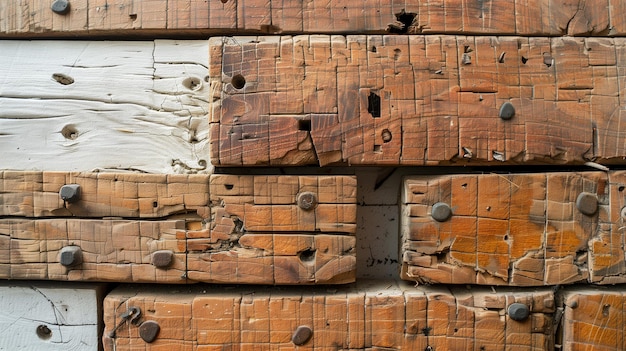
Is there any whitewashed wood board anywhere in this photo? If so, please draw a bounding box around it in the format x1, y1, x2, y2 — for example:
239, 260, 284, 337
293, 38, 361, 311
0, 40, 210, 174
0, 282, 104, 351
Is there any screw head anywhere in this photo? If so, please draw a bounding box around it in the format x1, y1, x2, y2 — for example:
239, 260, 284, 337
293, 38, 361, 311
139, 320, 160, 343
431, 202, 452, 222
60, 246, 82, 267
151, 250, 174, 268
576, 192, 598, 216
297, 192, 318, 211
51, 0, 70, 14
508, 303, 530, 321
59, 184, 81, 203
499, 102, 515, 120
292, 325, 313, 346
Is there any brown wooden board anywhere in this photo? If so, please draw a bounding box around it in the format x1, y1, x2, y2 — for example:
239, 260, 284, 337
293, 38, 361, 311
102, 280, 554, 350
560, 287, 626, 351
209, 35, 626, 167
400, 171, 626, 286
0, 171, 357, 284
1, 0, 625, 37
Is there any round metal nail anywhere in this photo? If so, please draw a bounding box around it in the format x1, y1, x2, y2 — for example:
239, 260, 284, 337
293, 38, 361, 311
59, 184, 81, 203
431, 202, 452, 222
508, 303, 530, 321
499, 102, 515, 120
60, 246, 82, 267
51, 0, 71, 14
576, 192, 598, 216
292, 325, 313, 346
297, 192, 318, 211
139, 320, 160, 343
151, 250, 174, 268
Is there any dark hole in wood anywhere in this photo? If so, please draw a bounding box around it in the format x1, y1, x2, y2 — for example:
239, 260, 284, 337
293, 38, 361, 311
52, 73, 74, 85
224, 184, 234, 190
298, 119, 311, 131
61, 125, 79, 140
299, 249, 316, 262
619, 186, 625, 192
231, 74, 246, 89
152, 201, 158, 208
388, 9, 416, 34
368, 92, 381, 118
521, 56, 528, 64
129, 14, 137, 20
36, 325, 52, 340
371, 46, 377, 52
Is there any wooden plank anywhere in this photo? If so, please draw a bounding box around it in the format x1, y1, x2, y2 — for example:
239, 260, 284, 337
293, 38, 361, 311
561, 287, 626, 351
0, 40, 210, 174
102, 281, 554, 350
210, 35, 626, 167
401, 171, 620, 286
0, 282, 105, 351
1, 0, 624, 37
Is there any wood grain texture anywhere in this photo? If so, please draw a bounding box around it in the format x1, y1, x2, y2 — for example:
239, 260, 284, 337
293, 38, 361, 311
0, 40, 210, 174
400, 171, 626, 286
1, 0, 624, 37
210, 35, 626, 167
0, 282, 105, 351
561, 287, 626, 351
102, 281, 554, 350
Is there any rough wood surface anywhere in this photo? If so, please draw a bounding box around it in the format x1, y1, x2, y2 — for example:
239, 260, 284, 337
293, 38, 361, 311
401, 171, 626, 286
0, 40, 210, 174
102, 281, 554, 350
210, 35, 626, 166
1, 0, 624, 37
0, 171, 357, 284
0, 282, 105, 350
561, 287, 626, 351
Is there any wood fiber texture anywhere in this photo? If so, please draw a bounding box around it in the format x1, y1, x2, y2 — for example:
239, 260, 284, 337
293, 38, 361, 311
0, 40, 210, 174
102, 281, 554, 350
0, 171, 356, 284
210, 35, 626, 167
1, 0, 625, 37
401, 171, 626, 286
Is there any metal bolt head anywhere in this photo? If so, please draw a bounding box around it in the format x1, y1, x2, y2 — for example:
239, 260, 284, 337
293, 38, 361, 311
60, 246, 82, 267
59, 184, 81, 203
431, 202, 452, 222
508, 303, 530, 321
139, 320, 160, 343
292, 325, 313, 346
151, 250, 174, 268
499, 102, 515, 120
51, 0, 70, 14
297, 192, 318, 211
576, 192, 598, 216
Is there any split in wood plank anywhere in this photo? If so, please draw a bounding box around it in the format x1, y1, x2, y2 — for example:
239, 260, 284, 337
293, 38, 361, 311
401, 171, 626, 286
102, 280, 554, 350
210, 35, 626, 167
1, 0, 625, 37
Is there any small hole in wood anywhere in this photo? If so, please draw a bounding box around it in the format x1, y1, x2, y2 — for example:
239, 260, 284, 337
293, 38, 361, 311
224, 184, 234, 190
371, 46, 377, 53
299, 249, 316, 263
373, 145, 382, 152
129, 13, 137, 20
368, 92, 381, 118
231, 74, 246, 89
183, 77, 202, 91
393, 48, 401, 61
204, 75, 210, 82
52, 73, 74, 85
36, 325, 52, 340
619, 186, 625, 192
381, 129, 392, 143
61, 125, 79, 140
387, 9, 416, 34
521, 56, 528, 64
220, 0, 228, 3
298, 119, 311, 131
152, 201, 158, 208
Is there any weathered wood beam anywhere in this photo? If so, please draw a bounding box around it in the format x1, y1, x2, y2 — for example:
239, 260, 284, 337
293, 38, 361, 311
401, 171, 626, 286
0, 40, 210, 174
102, 281, 554, 350
1, 0, 625, 37
210, 35, 626, 167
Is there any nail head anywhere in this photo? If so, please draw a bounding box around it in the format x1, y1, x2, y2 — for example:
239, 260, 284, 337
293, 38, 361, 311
576, 192, 598, 216
60, 246, 82, 267
499, 102, 515, 120
292, 325, 313, 346
139, 320, 160, 343
431, 202, 452, 222
59, 184, 81, 203
508, 303, 530, 321
151, 250, 174, 268
51, 0, 70, 14
297, 192, 318, 211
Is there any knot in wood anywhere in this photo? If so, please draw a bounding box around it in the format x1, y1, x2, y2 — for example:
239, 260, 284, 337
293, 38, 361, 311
297, 192, 318, 211
292, 325, 313, 345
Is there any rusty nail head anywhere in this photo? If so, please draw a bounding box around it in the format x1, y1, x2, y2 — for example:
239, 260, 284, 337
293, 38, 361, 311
139, 320, 160, 343
297, 192, 317, 211
59, 184, 81, 203
60, 246, 82, 267
508, 303, 530, 321
292, 325, 313, 346
576, 192, 598, 216
431, 202, 452, 222
499, 102, 515, 120
152, 250, 174, 268
51, 0, 70, 14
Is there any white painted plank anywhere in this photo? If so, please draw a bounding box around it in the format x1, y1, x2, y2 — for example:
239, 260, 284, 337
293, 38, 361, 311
0, 40, 210, 174
0, 282, 104, 351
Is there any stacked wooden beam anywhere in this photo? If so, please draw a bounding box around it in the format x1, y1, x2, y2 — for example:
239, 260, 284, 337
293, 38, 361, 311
2, 0, 626, 350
